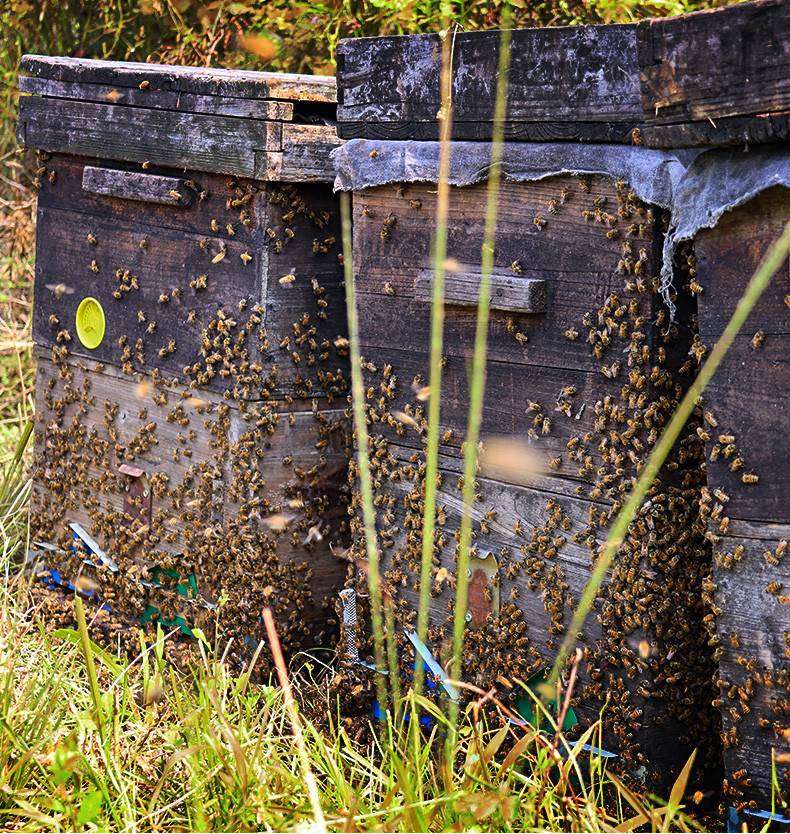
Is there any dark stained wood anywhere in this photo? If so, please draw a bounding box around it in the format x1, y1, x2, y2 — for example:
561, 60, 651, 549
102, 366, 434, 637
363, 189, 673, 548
20, 54, 337, 103
82, 166, 194, 206
642, 111, 790, 150
695, 187, 790, 524
413, 269, 547, 314
710, 525, 790, 811
352, 175, 668, 376
637, 0, 790, 147
338, 119, 641, 143
35, 155, 264, 239
260, 181, 349, 401
18, 96, 280, 178
256, 124, 343, 182
349, 170, 717, 787
31, 156, 349, 402
337, 25, 643, 141
32, 203, 264, 386
18, 75, 295, 120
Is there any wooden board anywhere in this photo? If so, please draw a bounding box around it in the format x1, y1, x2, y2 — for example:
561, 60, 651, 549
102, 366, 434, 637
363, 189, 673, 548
337, 26, 643, 141
30, 155, 349, 402
30, 353, 351, 643
695, 187, 790, 812
708, 522, 790, 813
695, 186, 790, 524
18, 75, 296, 120
19, 95, 339, 182
347, 172, 719, 787
20, 54, 337, 103
637, 0, 790, 148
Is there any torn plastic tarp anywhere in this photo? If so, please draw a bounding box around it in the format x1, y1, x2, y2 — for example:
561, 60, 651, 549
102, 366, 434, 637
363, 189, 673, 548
331, 139, 790, 319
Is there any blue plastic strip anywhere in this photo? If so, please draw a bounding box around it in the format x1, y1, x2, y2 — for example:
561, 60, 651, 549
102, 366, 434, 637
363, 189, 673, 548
404, 629, 458, 700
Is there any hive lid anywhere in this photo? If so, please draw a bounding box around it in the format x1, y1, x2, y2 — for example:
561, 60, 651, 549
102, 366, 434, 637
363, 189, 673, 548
20, 54, 336, 103
337, 25, 644, 143
17, 55, 342, 181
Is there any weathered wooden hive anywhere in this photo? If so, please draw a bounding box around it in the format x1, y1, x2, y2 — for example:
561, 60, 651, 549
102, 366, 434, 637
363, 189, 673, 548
336, 27, 719, 789
18, 55, 351, 655
693, 182, 790, 818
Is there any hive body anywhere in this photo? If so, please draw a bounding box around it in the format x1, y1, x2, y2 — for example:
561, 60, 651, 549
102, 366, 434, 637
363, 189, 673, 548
21, 56, 351, 653
349, 171, 717, 785
695, 186, 790, 813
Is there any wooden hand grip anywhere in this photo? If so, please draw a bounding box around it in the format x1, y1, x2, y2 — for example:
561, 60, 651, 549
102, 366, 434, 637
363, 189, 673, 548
414, 269, 547, 314
82, 166, 193, 206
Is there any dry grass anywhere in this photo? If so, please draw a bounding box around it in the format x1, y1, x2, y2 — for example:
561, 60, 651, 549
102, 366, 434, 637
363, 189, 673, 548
0, 152, 35, 455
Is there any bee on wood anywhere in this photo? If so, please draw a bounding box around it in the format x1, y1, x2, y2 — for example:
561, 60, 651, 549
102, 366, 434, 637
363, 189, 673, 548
532, 217, 547, 229
87, 233, 97, 245
742, 472, 759, 484
90, 260, 99, 273
751, 330, 765, 349
369, 149, 380, 158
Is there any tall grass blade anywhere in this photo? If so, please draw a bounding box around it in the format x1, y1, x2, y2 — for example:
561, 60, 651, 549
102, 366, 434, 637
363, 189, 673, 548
545, 217, 790, 695
74, 595, 105, 741
450, 11, 513, 729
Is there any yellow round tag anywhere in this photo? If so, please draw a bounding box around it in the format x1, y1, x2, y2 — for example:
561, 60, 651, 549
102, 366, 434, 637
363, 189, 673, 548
75, 297, 106, 349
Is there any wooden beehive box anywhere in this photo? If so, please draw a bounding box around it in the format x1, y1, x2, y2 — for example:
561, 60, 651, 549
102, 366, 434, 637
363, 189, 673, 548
343, 146, 717, 788
337, 25, 643, 142
19, 55, 351, 653
637, 0, 790, 149
694, 184, 790, 815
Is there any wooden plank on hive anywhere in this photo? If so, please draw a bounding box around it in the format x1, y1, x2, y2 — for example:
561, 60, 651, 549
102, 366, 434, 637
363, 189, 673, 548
257, 123, 344, 182
20, 54, 337, 103
337, 25, 642, 140
18, 76, 295, 120
695, 186, 790, 524
637, 0, 790, 147
413, 269, 547, 314
17, 96, 278, 177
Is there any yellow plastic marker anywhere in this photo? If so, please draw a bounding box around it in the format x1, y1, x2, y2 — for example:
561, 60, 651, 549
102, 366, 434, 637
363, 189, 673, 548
75, 297, 105, 349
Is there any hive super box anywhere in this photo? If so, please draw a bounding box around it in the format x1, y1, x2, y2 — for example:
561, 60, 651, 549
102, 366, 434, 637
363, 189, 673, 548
19, 55, 351, 652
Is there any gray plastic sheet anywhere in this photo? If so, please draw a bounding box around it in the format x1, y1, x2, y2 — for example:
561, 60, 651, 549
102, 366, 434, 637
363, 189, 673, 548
331, 139, 790, 319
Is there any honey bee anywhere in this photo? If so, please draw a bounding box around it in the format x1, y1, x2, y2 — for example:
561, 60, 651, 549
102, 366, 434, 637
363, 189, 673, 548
565, 327, 579, 340
532, 217, 547, 229
240, 252, 253, 263
226, 223, 236, 236
383, 282, 395, 296
751, 330, 765, 349
279, 273, 296, 285
87, 232, 97, 245
90, 260, 99, 273
767, 580, 783, 595
742, 472, 759, 484
46, 283, 74, 298
408, 200, 422, 209
369, 149, 380, 158
511, 260, 523, 274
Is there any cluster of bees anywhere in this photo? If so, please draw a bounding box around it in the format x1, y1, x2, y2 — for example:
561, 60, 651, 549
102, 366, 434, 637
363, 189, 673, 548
30, 168, 353, 673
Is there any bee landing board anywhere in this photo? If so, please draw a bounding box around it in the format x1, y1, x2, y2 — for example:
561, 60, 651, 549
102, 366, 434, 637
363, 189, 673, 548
20, 56, 352, 656
637, 0, 790, 149
345, 163, 718, 789
337, 25, 643, 143
694, 186, 790, 814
